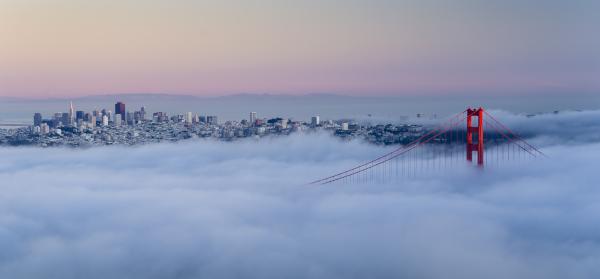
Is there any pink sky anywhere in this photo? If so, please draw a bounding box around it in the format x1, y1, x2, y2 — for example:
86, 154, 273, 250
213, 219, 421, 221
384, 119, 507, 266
1, 0, 598, 98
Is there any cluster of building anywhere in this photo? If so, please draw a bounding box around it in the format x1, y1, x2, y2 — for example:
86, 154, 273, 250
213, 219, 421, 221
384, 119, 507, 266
32, 101, 220, 133
0, 101, 428, 147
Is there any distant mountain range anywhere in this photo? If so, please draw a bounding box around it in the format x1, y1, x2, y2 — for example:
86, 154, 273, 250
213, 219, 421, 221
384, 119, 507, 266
0, 93, 362, 102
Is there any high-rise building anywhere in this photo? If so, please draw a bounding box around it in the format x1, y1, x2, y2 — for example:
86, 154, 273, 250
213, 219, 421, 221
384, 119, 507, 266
311, 116, 320, 127
69, 101, 75, 124
134, 111, 141, 124
207, 116, 218, 125
341, 122, 349, 131
280, 118, 288, 129
250, 112, 257, 126
61, 113, 70, 126
54, 112, 63, 127
90, 116, 96, 128
126, 112, 134, 125
140, 106, 146, 121
185, 112, 193, 124
153, 112, 168, 122
114, 114, 122, 126
76, 110, 85, 121
102, 115, 109, 126
33, 113, 42, 126
40, 123, 50, 134
115, 102, 126, 120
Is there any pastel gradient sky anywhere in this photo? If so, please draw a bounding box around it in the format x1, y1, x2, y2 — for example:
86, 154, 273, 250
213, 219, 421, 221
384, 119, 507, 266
1, 0, 599, 98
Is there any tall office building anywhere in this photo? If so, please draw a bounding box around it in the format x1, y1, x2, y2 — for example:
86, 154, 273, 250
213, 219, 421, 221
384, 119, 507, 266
140, 106, 146, 121
102, 115, 109, 126
90, 116, 96, 128
280, 118, 288, 129
126, 112, 134, 125
134, 111, 141, 124
114, 114, 122, 126
185, 112, 193, 124
54, 113, 63, 127
207, 116, 218, 125
311, 116, 320, 127
61, 113, 70, 126
76, 110, 85, 121
115, 102, 126, 121
40, 123, 50, 134
33, 113, 42, 126
69, 101, 75, 125
250, 112, 257, 126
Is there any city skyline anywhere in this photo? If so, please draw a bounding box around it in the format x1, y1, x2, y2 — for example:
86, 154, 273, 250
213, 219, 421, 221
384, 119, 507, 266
9, 98, 436, 147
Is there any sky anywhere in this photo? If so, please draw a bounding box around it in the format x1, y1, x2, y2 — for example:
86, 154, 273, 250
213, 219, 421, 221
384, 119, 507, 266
1, 0, 599, 98
0, 110, 600, 278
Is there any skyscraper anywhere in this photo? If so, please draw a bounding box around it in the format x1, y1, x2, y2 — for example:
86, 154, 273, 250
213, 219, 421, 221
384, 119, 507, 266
185, 112, 193, 124
40, 123, 50, 134
33, 113, 42, 126
207, 116, 218, 125
280, 118, 288, 129
53, 112, 63, 127
61, 113, 70, 126
90, 116, 96, 128
311, 116, 320, 127
126, 112, 134, 125
114, 114, 122, 126
250, 112, 257, 126
115, 102, 126, 121
76, 111, 84, 121
140, 106, 146, 121
69, 101, 75, 125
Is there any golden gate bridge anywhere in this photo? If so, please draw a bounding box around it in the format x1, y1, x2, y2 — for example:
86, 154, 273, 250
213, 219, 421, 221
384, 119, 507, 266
309, 107, 545, 185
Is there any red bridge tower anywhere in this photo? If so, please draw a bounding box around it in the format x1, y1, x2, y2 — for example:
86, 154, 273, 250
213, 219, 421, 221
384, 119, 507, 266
466, 107, 484, 166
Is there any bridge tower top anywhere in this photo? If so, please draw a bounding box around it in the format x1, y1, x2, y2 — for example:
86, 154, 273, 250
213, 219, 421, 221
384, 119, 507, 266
466, 107, 484, 166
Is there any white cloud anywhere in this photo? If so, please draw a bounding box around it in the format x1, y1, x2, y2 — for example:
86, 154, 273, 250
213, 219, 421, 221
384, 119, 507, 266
485, 109, 600, 146
0, 111, 599, 278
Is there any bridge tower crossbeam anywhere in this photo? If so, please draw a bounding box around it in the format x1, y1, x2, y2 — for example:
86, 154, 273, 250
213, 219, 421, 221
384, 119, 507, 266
466, 107, 484, 166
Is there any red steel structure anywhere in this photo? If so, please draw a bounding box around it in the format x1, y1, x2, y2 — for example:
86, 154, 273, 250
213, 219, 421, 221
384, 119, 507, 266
308, 107, 546, 185
466, 107, 484, 166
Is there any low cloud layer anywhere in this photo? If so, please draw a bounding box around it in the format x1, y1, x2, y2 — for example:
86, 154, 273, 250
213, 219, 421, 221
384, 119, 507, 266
487, 109, 600, 146
1, 111, 600, 278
